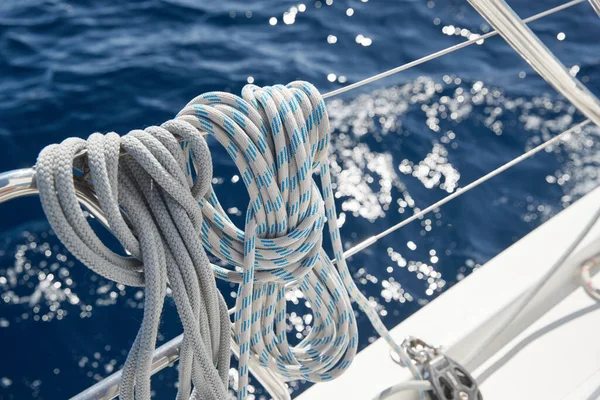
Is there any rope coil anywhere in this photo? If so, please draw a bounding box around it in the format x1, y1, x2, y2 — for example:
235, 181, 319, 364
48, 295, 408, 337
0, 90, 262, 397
35, 81, 418, 400
178, 82, 360, 394
36, 122, 230, 399
178, 81, 420, 392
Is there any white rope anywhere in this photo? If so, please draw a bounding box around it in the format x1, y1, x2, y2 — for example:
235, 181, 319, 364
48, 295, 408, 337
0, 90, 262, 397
35, 95, 593, 400
467, 0, 600, 128
587, 0, 600, 17
176, 81, 422, 398
460, 0, 600, 367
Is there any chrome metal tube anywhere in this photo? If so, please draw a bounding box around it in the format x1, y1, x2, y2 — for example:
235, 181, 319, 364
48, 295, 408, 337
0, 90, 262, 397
589, 0, 600, 16
0, 168, 111, 228
466, 0, 600, 128
0, 168, 289, 400
0, 168, 38, 202
70, 333, 290, 400
70, 335, 184, 400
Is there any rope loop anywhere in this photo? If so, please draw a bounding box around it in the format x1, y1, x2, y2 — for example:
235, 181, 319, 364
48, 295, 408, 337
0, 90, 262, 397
177, 82, 359, 395
36, 80, 419, 400
36, 120, 230, 400
177, 83, 331, 284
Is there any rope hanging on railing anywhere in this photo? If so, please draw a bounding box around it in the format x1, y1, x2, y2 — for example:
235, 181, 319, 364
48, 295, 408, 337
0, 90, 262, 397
36, 123, 231, 399
177, 82, 421, 397
178, 83, 360, 394
588, 0, 600, 16
34, 81, 420, 400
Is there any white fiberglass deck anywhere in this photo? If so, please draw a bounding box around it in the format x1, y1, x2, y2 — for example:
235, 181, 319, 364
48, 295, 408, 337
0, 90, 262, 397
298, 186, 600, 400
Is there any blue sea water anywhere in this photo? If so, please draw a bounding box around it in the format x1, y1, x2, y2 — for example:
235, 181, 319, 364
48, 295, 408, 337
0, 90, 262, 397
1, 0, 600, 398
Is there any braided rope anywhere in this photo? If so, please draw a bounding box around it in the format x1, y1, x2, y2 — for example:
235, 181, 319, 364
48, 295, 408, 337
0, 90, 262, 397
35, 81, 419, 400
36, 123, 230, 399
177, 81, 419, 397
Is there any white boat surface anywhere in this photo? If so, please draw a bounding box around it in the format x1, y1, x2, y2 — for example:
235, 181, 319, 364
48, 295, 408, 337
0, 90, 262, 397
298, 186, 600, 400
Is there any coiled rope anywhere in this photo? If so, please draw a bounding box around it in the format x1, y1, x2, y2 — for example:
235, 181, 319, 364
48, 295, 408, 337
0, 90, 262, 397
35, 81, 419, 399
178, 81, 420, 393
36, 123, 230, 399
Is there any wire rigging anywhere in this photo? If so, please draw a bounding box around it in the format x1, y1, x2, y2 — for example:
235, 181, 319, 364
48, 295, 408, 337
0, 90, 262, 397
340, 119, 592, 261
323, 0, 586, 99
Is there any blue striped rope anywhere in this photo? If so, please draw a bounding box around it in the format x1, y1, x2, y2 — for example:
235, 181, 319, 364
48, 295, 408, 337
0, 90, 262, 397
176, 81, 420, 399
